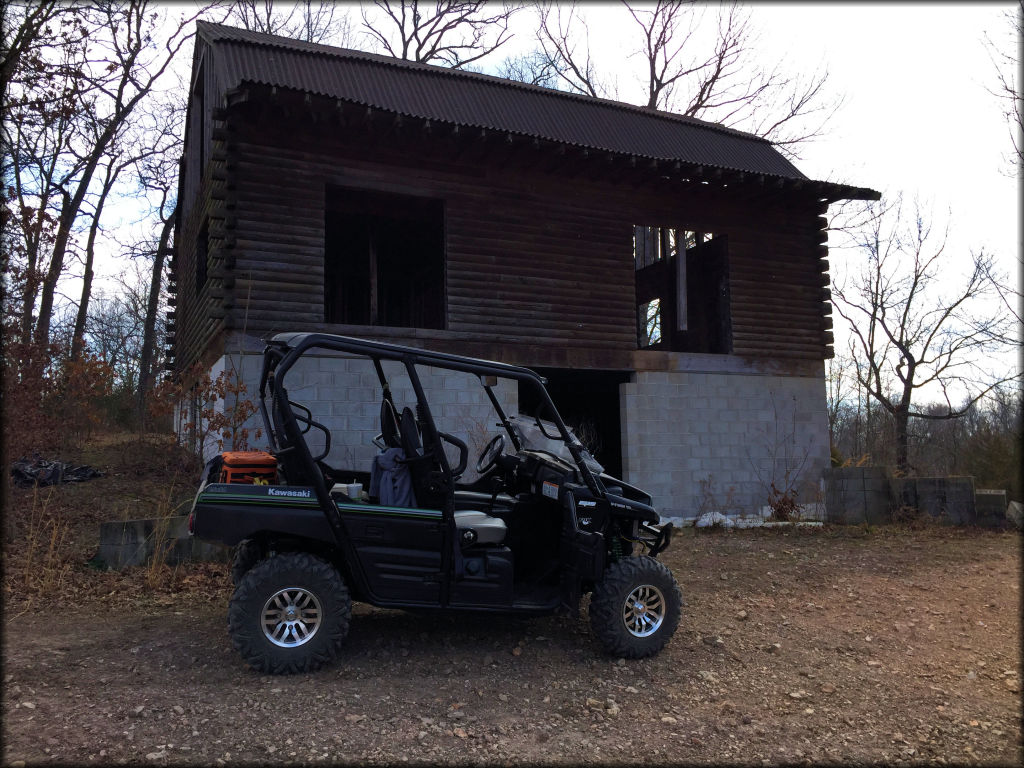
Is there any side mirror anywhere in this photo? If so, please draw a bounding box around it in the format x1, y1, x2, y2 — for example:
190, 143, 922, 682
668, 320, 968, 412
479, 375, 498, 388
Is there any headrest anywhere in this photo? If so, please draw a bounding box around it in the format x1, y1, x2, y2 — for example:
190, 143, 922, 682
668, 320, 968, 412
399, 406, 422, 455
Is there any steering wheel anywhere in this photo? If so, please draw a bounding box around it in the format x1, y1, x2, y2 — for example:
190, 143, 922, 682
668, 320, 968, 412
476, 434, 505, 475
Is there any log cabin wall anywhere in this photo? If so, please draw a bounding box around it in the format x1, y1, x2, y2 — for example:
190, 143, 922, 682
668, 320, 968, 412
173, 48, 235, 374
172, 91, 829, 377
173, 135, 228, 375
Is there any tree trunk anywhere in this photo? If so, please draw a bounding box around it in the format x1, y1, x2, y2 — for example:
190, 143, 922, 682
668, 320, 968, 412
70, 170, 115, 361
19, 268, 38, 347
894, 407, 910, 476
19, 197, 58, 346
69, 247, 95, 362
34, 160, 101, 347
137, 208, 174, 426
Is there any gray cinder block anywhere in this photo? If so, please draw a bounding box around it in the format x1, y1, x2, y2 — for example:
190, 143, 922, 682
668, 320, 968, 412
97, 516, 229, 570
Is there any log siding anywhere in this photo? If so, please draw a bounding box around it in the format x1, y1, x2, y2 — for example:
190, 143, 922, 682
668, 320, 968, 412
173, 90, 836, 377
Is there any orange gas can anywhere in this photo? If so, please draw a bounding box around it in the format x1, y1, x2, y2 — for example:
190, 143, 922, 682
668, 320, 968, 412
219, 451, 278, 484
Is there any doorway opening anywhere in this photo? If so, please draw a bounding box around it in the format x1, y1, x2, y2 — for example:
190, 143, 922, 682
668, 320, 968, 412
518, 368, 630, 479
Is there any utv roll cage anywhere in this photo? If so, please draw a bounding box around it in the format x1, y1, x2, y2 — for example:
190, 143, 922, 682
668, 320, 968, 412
259, 332, 603, 489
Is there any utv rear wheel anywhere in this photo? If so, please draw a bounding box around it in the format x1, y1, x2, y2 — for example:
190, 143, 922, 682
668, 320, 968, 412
231, 539, 263, 586
590, 556, 682, 658
228, 552, 351, 674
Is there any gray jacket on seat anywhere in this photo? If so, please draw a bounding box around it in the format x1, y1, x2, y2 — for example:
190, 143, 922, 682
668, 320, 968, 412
369, 447, 415, 507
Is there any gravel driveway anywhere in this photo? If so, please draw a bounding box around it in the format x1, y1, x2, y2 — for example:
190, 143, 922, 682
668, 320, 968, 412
3, 527, 1020, 765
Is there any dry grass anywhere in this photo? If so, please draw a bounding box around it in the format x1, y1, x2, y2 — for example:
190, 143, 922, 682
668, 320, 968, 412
19, 487, 72, 605
2, 431, 221, 610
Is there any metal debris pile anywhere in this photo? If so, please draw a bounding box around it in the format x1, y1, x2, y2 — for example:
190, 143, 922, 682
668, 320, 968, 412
10, 456, 104, 488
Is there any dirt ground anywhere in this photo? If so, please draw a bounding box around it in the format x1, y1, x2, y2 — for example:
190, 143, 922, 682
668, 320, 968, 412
3, 515, 1020, 765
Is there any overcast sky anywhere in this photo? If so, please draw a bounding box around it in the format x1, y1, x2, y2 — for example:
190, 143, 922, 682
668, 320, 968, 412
532, 3, 1020, 275
753, 4, 1019, 265
753, 4, 1020, 379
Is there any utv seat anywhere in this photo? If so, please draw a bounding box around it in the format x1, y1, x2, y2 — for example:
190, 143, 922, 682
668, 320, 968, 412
394, 405, 507, 546
454, 510, 507, 546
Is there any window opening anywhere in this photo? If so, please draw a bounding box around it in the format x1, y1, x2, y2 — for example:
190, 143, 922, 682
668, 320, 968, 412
633, 225, 730, 354
638, 298, 661, 347
325, 187, 445, 329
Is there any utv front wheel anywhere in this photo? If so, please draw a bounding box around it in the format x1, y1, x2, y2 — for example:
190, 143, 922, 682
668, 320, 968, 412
589, 556, 682, 658
228, 552, 351, 674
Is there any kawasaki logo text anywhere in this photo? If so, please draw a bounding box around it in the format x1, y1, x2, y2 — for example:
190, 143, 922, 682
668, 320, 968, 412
267, 488, 312, 498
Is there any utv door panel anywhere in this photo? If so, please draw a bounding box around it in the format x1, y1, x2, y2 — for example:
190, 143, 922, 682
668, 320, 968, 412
337, 505, 444, 603
449, 548, 514, 608
355, 547, 441, 602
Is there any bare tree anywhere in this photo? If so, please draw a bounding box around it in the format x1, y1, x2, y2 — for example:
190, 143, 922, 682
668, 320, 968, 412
495, 49, 561, 88
3, 6, 92, 346
7, 2, 205, 349
84, 271, 151, 396
625, 0, 702, 110
128, 90, 185, 423
70, 154, 123, 362
360, 0, 519, 69
226, 0, 353, 45
831, 195, 1020, 474
533, 1, 606, 97
68, 122, 172, 363
528, 1, 839, 157
0, 1, 65, 109
983, 0, 1023, 174
824, 352, 856, 450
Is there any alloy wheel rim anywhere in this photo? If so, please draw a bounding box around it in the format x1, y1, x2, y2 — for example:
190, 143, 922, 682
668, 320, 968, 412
622, 584, 665, 637
262, 587, 322, 648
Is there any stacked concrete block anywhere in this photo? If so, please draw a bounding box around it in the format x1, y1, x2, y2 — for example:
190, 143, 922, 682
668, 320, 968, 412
824, 467, 891, 525
970, 493, 1011, 528
892, 476, 977, 525
621, 361, 830, 519
975, 489, 1009, 529
97, 516, 229, 570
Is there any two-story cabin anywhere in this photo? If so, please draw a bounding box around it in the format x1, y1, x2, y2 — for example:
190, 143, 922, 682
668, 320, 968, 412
173, 22, 877, 518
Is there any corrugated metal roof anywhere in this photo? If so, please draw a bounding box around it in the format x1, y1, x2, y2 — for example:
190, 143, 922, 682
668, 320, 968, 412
197, 21, 809, 181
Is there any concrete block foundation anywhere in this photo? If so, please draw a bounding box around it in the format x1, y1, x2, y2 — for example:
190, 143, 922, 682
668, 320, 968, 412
97, 516, 229, 570
621, 360, 830, 518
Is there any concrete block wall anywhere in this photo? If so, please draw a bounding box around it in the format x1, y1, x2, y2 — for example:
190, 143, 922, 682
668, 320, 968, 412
823, 471, 998, 527
97, 516, 229, 570
975, 489, 1008, 527
621, 363, 830, 518
892, 476, 977, 525
209, 352, 518, 482
824, 466, 892, 525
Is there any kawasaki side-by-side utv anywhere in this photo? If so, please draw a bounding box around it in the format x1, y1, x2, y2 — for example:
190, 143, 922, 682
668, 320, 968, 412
189, 332, 682, 674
